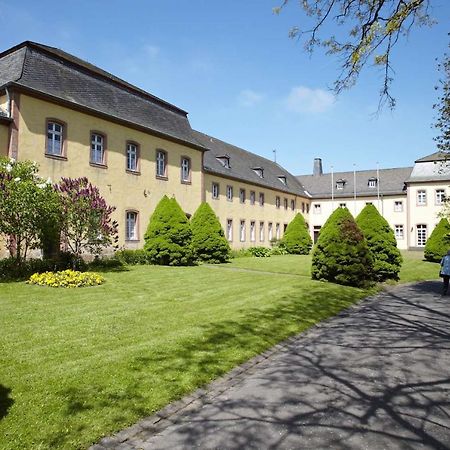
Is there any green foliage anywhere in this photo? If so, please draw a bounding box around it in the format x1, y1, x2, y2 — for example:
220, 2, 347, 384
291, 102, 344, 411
312, 207, 373, 287
270, 245, 289, 256
424, 218, 450, 262
356, 203, 402, 281
280, 213, 312, 254
115, 249, 149, 265
248, 246, 272, 257
144, 196, 194, 266
191, 202, 231, 263
230, 248, 252, 258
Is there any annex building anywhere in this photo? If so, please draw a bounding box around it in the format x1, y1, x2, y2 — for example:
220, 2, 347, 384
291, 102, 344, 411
0, 41, 448, 256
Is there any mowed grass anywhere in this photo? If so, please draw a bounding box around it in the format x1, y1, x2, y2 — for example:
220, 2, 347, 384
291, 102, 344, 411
0, 251, 438, 449
1, 264, 369, 449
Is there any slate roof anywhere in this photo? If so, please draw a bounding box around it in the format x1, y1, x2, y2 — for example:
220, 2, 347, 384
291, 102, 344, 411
415, 151, 450, 163
193, 130, 308, 197
297, 167, 413, 199
0, 41, 205, 150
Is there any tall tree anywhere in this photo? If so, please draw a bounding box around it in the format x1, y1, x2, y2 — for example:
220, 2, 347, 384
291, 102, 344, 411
274, 0, 433, 108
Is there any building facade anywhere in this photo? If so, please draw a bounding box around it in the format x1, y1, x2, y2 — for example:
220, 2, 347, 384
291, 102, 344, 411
0, 41, 448, 258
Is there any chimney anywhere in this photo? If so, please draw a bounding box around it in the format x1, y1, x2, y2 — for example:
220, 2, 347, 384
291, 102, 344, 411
313, 158, 323, 176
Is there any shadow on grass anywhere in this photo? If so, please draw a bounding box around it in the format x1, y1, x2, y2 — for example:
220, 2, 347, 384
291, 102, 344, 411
0, 385, 14, 420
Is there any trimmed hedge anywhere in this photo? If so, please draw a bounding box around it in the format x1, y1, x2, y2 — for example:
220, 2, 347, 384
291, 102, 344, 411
356, 203, 402, 281
424, 218, 450, 262
311, 207, 373, 287
191, 202, 231, 263
144, 196, 194, 266
280, 213, 312, 254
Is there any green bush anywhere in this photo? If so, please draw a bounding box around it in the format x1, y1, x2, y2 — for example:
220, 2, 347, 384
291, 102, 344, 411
144, 196, 194, 266
424, 218, 450, 262
191, 202, 231, 263
88, 257, 126, 272
280, 213, 312, 254
270, 245, 289, 256
311, 207, 373, 287
230, 248, 252, 258
115, 249, 149, 265
356, 204, 402, 281
248, 247, 272, 257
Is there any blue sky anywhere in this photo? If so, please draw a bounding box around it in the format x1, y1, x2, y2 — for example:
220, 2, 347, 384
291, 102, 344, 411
1, 0, 449, 174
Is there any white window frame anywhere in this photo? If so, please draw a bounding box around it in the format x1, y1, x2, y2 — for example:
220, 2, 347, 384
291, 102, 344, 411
240, 220, 246, 242
276, 223, 280, 240
417, 224, 427, 247
313, 204, 321, 214
436, 189, 445, 205
181, 157, 191, 182
394, 201, 403, 212
291, 199, 295, 211
126, 143, 138, 172
126, 211, 138, 241
226, 185, 233, 202
259, 192, 265, 207
284, 198, 288, 210
276, 196, 280, 209
212, 182, 219, 199
394, 224, 404, 240
47, 121, 63, 156
259, 221, 265, 242
226, 219, 233, 242
417, 190, 427, 206
339, 203, 346, 208
250, 220, 256, 242
250, 191, 255, 205
368, 179, 377, 188
268, 222, 273, 241
91, 133, 105, 165
239, 188, 246, 204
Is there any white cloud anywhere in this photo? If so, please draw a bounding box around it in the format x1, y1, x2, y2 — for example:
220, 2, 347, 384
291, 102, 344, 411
285, 86, 334, 113
238, 89, 265, 107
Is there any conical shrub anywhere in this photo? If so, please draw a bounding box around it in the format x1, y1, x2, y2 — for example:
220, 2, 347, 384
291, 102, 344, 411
144, 196, 194, 266
191, 202, 231, 263
356, 203, 402, 281
311, 207, 373, 287
424, 218, 450, 262
280, 213, 312, 254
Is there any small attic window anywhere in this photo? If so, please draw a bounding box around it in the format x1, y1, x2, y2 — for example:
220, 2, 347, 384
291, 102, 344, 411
216, 155, 230, 169
368, 177, 378, 188
336, 179, 346, 190
252, 167, 264, 178
278, 176, 287, 185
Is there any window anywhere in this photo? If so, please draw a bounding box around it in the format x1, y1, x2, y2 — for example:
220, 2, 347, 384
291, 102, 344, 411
336, 179, 345, 190
226, 185, 233, 202
226, 219, 233, 241
250, 221, 256, 242
394, 225, 404, 240
91, 133, 105, 165
259, 221, 265, 242
278, 176, 287, 185
291, 199, 295, 211
250, 191, 255, 205
212, 182, 219, 199
339, 203, 346, 208
394, 201, 403, 212
126, 211, 138, 241
156, 150, 167, 178
306, 204, 310, 214
284, 223, 288, 232
302, 202, 305, 213
47, 121, 64, 156
216, 156, 230, 168
259, 192, 265, 206
313, 225, 321, 243
417, 224, 427, 246
239, 188, 246, 204
240, 220, 246, 242
417, 190, 427, 206
276, 223, 280, 240
366, 202, 373, 205
313, 204, 321, 214
276, 196, 281, 209
436, 189, 445, 205
126, 143, 138, 172
253, 167, 264, 178
368, 178, 377, 188
268, 222, 273, 240
181, 157, 191, 183
284, 198, 288, 210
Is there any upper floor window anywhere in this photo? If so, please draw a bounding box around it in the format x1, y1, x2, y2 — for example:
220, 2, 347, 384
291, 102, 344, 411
126, 211, 138, 241
284, 198, 288, 210
417, 190, 427, 206
47, 121, 64, 156
306, 204, 310, 214
239, 188, 246, 204
276, 196, 281, 209
436, 189, 445, 205
339, 203, 346, 208
394, 201, 403, 212
212, 182, 219, 199
181, 157, 191, 183
250, 191, 256, 205
259, 192, 265, 206
368, 178, 378, 188
336, 179, 346, 190
253, 167, 264, 178
302, 202, 305, 213
226, 185, 233, 201
291, 199, 295, 211
216, 155, 230, 168
126, 142, 139, 172
156, 150, 167, 178
313, 203, 321, 214
278, 176, 287, 185
91, 133, 105, 165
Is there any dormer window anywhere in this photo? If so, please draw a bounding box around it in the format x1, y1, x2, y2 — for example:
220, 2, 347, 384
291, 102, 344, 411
368, 177, 378, 188
252, 167, 264, 178
278, 176, 287, 185
216, 155, 230, 168
336, 179, 346, 190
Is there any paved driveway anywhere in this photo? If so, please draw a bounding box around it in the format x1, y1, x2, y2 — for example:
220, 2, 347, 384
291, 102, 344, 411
93, 281, 450, 450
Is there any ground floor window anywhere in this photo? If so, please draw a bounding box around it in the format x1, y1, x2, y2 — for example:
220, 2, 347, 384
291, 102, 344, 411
313, 225, 321, 243
416, 224, 427, 247
126, 211, 138, 240
394, 224, 404, 240
250, 221, 256, 242
268, 222, 273, 241
276, 223, 280, 240
259, 221, 264, 242
240, 220, 246, 242
226, 219, 233, 242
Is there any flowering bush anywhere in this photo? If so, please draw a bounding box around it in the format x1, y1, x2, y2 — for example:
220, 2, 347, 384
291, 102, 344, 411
27, 270, 105, 288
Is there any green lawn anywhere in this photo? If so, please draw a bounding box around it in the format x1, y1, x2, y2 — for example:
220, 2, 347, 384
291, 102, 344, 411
0, 252, 439, 449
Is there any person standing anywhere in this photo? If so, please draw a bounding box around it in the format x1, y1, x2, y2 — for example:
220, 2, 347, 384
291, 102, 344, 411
440, 250, 450, 295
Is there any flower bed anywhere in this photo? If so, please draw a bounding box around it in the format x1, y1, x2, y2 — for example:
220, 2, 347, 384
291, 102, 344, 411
27, 270, 105, 288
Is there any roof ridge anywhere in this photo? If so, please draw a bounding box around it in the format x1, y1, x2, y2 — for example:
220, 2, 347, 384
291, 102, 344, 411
297, 166, 413, 177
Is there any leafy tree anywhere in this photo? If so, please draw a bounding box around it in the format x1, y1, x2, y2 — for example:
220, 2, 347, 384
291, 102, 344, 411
356, 203, 402, 281
424, 217, 450, 262
274, 0, 433, 108
0, 158, 61, 264
280, 213, 312, 254
55, 177, 118, 258
191, 202, 231, 263
311, 207, 373, 287
144, 196, 194, 266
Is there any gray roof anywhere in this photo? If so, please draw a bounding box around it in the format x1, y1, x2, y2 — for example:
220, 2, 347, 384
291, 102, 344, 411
0, 41, 205, 150
193, 130, 308, 197
297, 167, 413, 199
415, 151, 450, 163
